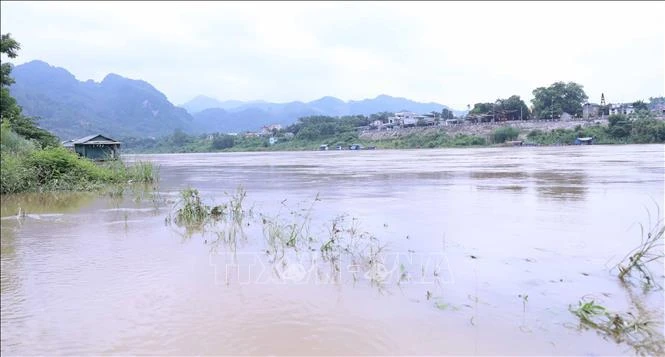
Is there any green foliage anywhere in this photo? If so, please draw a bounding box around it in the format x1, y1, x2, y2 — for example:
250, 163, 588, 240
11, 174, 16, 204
1, 33, 20, 87
26, 146, 108, 185
169, 186, 247, 236
571, 299, 607, 321
1, 33, 58, 148
211, 134, 235, 150
616, 213, 664, 287
531, 81, 588, 119
570, 297, 664, 355
496, 95, 530, 120
632, 100, 649, 112
441, 108, 455, 119
469, 102, 494, 116
174, 188, 211, 228
492, 126, 519, 143
608, 114, 632, 138
0, 153, 36, 194
630, 117, 665, 143
469, 96, 530, 121
0, 126, 158, 194
1, 121, 36, 155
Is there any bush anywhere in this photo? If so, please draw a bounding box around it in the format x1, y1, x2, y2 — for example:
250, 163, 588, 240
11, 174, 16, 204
26, 147, 108, 185
527, 129, 544, 139
492, 126, 519, 143
0, 154, 36, 194
211, 134, 235, 150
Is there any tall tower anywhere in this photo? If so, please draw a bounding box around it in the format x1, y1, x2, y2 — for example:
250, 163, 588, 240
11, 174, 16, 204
600, 93, 606, 118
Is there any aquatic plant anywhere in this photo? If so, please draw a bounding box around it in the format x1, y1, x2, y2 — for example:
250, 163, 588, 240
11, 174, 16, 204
615, 206, 664, 288
173, 188, 212, 227
570, 297, 664, 356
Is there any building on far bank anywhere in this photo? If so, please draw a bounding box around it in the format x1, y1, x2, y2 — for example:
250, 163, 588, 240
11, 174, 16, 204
609, 103, 635, 116
582, 103, 601, 119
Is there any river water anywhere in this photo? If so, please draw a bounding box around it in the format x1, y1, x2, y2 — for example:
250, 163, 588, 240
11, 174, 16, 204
1, 145, 664, 355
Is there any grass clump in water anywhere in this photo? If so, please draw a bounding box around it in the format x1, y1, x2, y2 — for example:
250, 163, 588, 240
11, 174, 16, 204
615, 210, 664, 288
174, 188, 211, 227
570, 297, 664, 355
169, 186, 249, 240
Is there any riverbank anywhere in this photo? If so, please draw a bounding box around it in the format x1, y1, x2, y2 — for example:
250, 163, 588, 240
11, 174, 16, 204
122, 115, 665, 154
0, 124, 159, 194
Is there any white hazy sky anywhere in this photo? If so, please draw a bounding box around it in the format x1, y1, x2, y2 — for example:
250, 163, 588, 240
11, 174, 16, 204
1, 1, 663, 109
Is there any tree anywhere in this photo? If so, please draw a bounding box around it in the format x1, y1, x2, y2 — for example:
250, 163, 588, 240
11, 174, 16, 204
441, 108, 454, 119
0, 33, 58, 148
211, 134, 235, 150
531, 82, 588, 119
608, 114, 632, 139
0, 33, 20, 88
469, 102, 493, 115
499, 95, 530, 120
632, 100, 648, 112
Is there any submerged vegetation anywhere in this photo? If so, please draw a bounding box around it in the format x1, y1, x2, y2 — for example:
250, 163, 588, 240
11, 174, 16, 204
615, 212, 664, 288
570, 296, 664, 356
569, 207, 665, 356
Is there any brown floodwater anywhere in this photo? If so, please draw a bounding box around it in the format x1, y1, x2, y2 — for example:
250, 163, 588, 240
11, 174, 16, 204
1, 145, 664, 355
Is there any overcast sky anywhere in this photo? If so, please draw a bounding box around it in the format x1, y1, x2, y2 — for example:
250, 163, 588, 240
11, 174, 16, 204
1, 1, 663, 109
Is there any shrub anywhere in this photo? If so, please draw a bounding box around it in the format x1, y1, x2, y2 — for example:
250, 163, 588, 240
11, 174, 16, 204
0, 154, 36, 194
492, 126, 519, 143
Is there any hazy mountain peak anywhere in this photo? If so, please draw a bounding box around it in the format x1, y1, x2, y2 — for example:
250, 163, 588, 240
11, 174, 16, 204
10, 60, 192, 140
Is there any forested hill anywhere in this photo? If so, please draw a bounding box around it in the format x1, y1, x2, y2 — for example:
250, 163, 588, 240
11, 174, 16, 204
9, 60, 193, 140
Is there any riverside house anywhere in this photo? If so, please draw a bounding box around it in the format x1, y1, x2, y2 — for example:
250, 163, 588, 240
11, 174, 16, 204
62, 134, 121, 161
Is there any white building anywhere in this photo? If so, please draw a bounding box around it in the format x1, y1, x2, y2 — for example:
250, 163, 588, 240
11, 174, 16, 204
609, 104, 635, 116
388, 111, 418, 126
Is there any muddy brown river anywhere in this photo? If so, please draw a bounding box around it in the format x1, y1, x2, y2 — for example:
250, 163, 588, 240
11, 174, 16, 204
1, 145, 664, 355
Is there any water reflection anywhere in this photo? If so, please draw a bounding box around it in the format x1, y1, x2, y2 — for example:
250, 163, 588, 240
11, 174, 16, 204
0, 191, 97, 217
534, 170, 588, 201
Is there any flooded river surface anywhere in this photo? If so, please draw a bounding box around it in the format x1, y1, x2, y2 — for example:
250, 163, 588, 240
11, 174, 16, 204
1, 145, 664, 355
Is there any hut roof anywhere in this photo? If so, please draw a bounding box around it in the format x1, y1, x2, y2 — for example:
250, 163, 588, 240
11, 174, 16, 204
63, 134, 121, 146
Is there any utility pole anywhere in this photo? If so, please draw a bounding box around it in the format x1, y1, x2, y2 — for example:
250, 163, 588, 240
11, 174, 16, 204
520, 105, 523, 121
551, 96, 554, 120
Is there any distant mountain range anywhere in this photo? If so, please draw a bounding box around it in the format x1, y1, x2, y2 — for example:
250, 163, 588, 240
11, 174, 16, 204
9, 60, 193, 140
182, 95, 463, 133
9, 60, 462, 140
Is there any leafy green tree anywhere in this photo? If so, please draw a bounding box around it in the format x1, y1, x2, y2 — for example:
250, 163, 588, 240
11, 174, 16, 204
492, 127, 519, 143
470, 102, 494, 115
531, 82, 588, 119
632, 100, 648, 112
607, 114, 632, 139
169, 128, 193, 147
0, 33, 20, 88
0, 33, 58, 147
498, 95, 530, 120
631, 117, 665, 143
211, 134, 235, 150
441, 108, 454, 119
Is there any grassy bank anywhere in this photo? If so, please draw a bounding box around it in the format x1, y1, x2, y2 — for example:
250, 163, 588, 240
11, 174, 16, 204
1, 123, 158, 194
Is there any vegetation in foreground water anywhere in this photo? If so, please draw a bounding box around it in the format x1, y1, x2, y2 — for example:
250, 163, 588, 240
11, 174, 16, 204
569, 206, 664, 356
